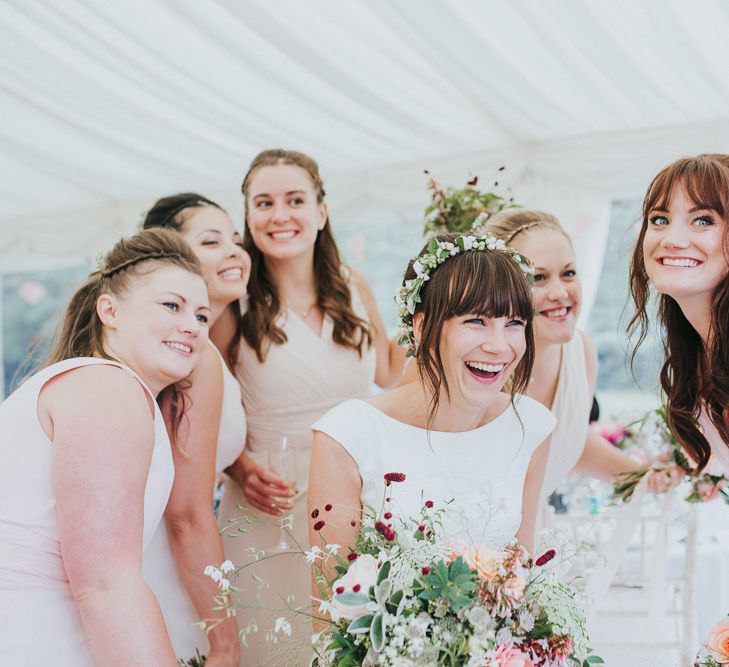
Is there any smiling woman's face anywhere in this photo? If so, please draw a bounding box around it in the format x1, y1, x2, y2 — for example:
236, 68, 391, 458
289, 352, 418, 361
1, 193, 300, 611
245, 163, 327, 261
643, 183, 727, 307
509, 228, 580, 346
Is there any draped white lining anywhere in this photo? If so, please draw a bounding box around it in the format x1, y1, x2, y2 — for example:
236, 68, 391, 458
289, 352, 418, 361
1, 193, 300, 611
1, 0, 729, 319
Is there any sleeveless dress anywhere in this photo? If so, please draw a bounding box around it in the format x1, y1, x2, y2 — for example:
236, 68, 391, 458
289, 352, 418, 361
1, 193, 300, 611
218, 284, 376, 667
0, 358, 174, 666
539, 332, 591, 501
313, 396, 556, 549
143, 343, 246, 661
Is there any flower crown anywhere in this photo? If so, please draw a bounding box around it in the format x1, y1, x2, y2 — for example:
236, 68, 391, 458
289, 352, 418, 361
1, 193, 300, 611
395, 234, 534, 357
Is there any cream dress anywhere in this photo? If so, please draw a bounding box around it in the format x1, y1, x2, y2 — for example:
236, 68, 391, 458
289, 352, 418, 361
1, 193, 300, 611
313, 396, 556, 550
143, 343, 246, 661
218, 286, 376, 667
537, 332, 591, 532
0, 358, 173, 666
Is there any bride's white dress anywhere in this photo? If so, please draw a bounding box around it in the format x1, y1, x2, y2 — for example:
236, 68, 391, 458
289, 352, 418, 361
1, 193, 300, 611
313, 395, 555, 549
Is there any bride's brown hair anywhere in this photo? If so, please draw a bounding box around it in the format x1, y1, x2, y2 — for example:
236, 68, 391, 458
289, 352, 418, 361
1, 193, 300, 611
628, 154, 729, 472
406, 232, 535, 428
240, 149, 372, 362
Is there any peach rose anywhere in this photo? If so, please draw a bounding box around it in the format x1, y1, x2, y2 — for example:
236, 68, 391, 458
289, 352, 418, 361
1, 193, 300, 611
706, 617, 729, 664
456, 544, 504, 581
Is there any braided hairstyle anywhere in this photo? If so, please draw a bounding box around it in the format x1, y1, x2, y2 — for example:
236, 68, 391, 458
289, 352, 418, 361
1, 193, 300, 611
482, 208, 571, 246
46, 228, 202, 441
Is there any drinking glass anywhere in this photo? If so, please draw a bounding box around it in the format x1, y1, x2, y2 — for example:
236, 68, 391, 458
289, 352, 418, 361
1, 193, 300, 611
267, 436, 298, 552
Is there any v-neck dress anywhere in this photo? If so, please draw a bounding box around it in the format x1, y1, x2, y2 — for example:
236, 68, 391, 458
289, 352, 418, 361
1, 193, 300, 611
218, 282, 376, 666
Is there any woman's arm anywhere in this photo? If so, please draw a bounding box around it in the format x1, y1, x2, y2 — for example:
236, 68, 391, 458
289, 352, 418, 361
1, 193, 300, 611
516, 437, 551, 555
162, 346, 239, 665
308, 431, 362, 587
45, 365, 177, 666
351, 269, 406, 388
578, 331, 678, 492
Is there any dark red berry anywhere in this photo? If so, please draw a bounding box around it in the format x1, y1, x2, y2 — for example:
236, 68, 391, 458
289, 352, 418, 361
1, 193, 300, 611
384, 472, 406, 483
535, 549, 556, 567
353, 584, 361, 593
347, 553, 359, 562
384, 512, 392, 519
311, 508, 319, 519
421, 566, 430, 575
350, 519, 356, 527
425, 500, 434, 508
313, 520, 325, 531
324, 504, 333, 512
335, 586, 344, 594
418, 524, 425, 532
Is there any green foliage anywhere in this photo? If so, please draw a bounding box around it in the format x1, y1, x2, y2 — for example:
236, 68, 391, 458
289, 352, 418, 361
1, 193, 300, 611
412, 557, 478, 612
422, 172, 516, 237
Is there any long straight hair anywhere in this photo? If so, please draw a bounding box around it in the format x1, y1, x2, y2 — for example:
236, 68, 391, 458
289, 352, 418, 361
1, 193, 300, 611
628, 154, 729, 471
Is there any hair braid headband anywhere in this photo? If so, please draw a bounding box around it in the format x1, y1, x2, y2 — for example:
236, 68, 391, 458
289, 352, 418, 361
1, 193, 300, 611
395, 234, 534, 357
100, 251, 183, 278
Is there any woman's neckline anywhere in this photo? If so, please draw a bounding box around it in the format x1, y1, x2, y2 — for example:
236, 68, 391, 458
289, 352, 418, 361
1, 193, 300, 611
352, 396, 516, 435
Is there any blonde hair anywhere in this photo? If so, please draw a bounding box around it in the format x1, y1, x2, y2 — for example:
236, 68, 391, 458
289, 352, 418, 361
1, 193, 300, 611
483, 208, 570, 245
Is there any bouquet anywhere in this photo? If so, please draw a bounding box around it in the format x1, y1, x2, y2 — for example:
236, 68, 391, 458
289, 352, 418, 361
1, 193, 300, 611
422, 172, 516, 237
695, 613, 729, 666
309, 472, 603, 667
609, 408, 729, 505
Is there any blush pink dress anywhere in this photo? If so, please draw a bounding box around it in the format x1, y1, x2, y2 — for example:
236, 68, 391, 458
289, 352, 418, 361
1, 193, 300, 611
218, 283, 376, 667
143, 343, 246, 661
0, 358, 174, 666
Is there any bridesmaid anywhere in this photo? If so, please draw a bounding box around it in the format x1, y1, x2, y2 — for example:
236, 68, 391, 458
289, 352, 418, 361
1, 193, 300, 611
484, 209, 674, 527
0, 229, 208, 666
629, 154, 729, 476
211, 149, 406, 665
142, 194, 272, 665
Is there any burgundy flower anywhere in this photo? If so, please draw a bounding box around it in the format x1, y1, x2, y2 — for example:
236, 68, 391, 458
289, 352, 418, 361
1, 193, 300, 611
347, 553, 359, 562
384, 512, 392, 519
311, 508, 320, 519
385, 530, 395, 541
374, 521, 387, 534
425, 500, 434, 508
384, 472, 406, 486
313, 520, 325, 531
421, 566, 430, 575
324, 504, 333, 512
535, 549, 556, 567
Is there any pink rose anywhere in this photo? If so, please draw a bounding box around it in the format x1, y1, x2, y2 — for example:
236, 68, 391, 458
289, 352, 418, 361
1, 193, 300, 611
706, 617, 729, 664
698, 480, 719, 502
482, 643, 534, 667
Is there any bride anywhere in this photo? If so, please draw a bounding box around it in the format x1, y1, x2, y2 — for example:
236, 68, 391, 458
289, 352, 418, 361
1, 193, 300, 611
308, 232, 555, 559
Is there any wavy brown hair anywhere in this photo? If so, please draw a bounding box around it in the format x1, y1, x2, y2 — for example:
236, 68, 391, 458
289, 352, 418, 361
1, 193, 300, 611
240, 149, 372, 362
628, 154, 729, 472
405, 232, 535, 428
46, 228, 202, 442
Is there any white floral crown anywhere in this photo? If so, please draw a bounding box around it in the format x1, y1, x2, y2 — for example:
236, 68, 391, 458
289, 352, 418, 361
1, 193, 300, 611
395, 233, 534, 357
